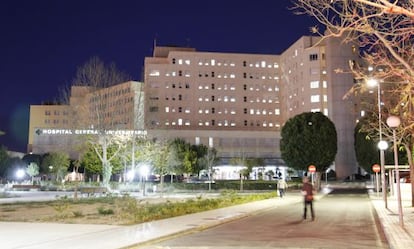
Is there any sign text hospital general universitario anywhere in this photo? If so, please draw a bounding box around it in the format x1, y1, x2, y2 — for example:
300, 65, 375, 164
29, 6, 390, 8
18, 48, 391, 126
36, 129, 147, 136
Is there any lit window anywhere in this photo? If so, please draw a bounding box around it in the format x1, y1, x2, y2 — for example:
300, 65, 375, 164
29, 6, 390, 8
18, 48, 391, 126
324, 95, 328, 102
324, 109, 329, 116
165, 107, 170, 113
310, 81, 319, 88
323, 81, 327, 88
211, 59, 215, 66
311, 108, 321, 112
261, 61, 266, 68
311, 95, 320, 103
178, 119, 183, 125
149, 70, 160, 76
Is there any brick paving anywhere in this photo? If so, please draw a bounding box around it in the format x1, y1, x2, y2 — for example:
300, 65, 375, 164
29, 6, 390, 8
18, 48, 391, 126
370, 191, 414, 249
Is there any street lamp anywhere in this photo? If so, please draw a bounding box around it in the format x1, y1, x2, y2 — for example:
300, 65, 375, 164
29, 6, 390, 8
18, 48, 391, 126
367, 78, 388, 208
140, 164, 149, 196
386, 115, 403, 227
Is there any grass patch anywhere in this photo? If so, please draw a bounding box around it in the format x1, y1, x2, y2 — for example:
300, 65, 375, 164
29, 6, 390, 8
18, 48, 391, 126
0, 191, 277, 225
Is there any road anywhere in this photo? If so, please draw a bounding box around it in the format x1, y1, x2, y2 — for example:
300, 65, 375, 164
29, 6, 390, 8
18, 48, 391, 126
137, 186, 388, 249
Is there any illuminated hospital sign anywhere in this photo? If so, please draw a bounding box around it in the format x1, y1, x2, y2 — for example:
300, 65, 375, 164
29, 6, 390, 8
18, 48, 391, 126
35, 128, 147, 136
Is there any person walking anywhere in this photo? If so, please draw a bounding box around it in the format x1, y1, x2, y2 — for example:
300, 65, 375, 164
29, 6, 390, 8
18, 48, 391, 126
301, 176, 315, 221
277, 178, 288, 197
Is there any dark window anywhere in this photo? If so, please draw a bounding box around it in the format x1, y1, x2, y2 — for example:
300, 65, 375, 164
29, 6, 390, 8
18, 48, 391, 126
185, 83, 190, 88
244, 120, 248, 126
179, 70, 182, 76
244, 96, 247, 102
211, 83, 215, 89
243, 73, 247, 78
244, 108, 247, 114
243, 84, 247, 90
211, 72, 215, 77
149, 106, 159, 112
243, 61, 247, 67
212, 108, 215, 114
179, 94, 182, 101
212, 120, 215, 126
172, 84, 176, 88
211, 96, 215, 102
309, 54, 318, 61
178, 107, 182, 113
172, 58, 176, 64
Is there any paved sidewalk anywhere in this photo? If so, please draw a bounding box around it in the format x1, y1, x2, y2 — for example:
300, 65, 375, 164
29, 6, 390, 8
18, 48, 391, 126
0, 196, 292, 249
369, 191, 414, 249
0, 187, 413, 248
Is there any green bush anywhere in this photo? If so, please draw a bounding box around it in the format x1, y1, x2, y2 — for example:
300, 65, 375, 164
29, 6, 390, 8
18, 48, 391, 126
114, 191, 276, 225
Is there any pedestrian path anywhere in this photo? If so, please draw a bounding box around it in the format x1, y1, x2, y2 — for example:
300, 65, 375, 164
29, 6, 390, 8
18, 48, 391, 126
0, 185, 414, 249
0, 196, 297, 249
369, 191, 414, 249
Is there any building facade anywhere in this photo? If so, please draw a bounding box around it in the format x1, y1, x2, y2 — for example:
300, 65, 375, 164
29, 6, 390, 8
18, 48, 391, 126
143, 36, 359, 179
28, 81, 144, 158
28, 35, 360, 179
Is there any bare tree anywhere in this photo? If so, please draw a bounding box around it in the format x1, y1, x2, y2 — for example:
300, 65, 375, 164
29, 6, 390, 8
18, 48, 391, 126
67, 57, 137, 187
291, 0, 414, 205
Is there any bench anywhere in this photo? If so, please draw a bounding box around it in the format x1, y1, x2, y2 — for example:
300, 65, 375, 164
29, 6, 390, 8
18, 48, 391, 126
79, 187, 108, 197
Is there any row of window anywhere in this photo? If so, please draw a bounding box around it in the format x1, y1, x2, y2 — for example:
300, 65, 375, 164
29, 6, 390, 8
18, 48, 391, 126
149, 70, 280, 81
160, 119, 280, 128
162, 82, 281, 92
44, 119, 69, 125
172, 58, 279, 69
162, 107, 281, 115
44, 110, 69, 116
89, 87, 132, 102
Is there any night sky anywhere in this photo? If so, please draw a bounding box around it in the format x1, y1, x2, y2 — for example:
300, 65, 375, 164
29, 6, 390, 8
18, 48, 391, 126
0, 0, 317, 152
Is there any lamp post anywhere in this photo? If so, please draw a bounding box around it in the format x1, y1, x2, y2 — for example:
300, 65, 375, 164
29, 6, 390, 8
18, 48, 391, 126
386, 115, 403, 227
367, 78, 388, 208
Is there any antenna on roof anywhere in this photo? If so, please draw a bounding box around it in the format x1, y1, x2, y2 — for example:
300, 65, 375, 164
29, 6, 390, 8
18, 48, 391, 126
153, 38, 157, 57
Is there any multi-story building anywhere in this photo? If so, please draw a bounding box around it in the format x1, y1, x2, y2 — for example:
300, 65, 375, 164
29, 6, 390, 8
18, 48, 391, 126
278, 36, 360, 179
144, 46, 283, 166
144, 36, 359, 179
28, 81, 144, 158
28, 35, 360, 179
